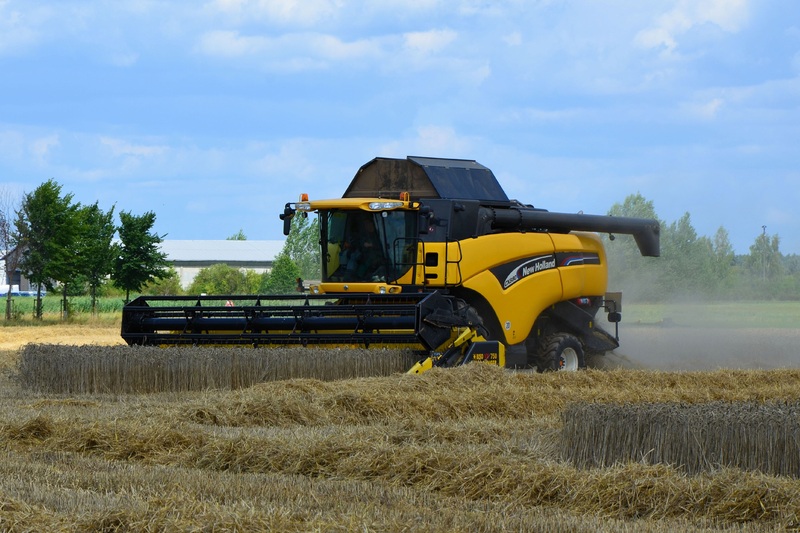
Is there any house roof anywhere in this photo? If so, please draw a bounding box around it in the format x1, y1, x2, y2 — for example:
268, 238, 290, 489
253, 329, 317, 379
159, 240, 285, 263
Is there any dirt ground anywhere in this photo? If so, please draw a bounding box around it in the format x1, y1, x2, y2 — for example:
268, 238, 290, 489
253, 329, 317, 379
0, 324, 124, 352
596, 325, 800, 371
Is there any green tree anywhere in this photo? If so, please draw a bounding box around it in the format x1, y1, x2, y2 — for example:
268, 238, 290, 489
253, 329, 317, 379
710, 226, 735, 292
659, 212, 714, 297
227, 229, 247, 240
784, 254, 800, 276
745, 229, 783, 281
604, 193, 662, 301
14, 179, 81, 319
188, 263, 250, 295
244, 269, 262, 293
259, 253, 300, 294
608, 192, 660, 220
80, 202, 116, 315
113, 210, 170, 303
142, 267, 183, 295
283, 214, 320, 281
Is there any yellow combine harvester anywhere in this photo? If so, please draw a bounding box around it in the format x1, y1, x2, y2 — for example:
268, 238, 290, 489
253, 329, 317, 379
121, 156, 659, 372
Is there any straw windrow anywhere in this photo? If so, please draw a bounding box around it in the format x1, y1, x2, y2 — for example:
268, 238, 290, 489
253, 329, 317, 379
14, 344, 419, 393
561, 401, 800, 477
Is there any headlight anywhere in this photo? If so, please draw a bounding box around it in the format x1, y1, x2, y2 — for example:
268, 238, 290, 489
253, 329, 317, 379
368, 201, 403, 210
296, 202, 312, 211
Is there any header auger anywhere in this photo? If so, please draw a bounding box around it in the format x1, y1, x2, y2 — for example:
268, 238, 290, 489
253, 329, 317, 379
122, 156, 659, 372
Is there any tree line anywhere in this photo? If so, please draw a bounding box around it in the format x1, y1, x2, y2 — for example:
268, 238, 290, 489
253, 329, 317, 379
605, 193, 799, 301
3, 180, 796, 321
0, 181, 319, 319
2, 179, 170, 319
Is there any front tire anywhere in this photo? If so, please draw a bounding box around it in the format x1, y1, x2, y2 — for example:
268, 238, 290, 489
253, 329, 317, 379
537, 334, 585, 372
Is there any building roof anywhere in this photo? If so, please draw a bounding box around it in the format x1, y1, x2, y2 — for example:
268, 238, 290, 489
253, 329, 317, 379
159, 240, 285, 263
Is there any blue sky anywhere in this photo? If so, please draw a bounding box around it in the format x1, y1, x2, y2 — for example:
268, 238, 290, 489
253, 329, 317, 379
1, 0, 799, 254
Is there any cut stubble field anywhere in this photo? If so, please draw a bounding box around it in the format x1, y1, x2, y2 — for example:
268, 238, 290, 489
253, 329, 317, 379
1, 317, 799, 532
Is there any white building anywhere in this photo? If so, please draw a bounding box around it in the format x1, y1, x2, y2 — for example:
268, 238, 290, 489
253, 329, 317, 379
160, 240, 285, 288
0, 256, 7, 292
0, 248, 28, 294
3, 240, 285, 293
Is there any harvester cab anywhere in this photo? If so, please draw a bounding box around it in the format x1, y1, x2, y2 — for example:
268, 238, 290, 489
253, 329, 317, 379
123, 156, 659, 373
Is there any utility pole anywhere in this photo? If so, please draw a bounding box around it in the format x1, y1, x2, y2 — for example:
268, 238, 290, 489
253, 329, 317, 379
762, 225, 767, 281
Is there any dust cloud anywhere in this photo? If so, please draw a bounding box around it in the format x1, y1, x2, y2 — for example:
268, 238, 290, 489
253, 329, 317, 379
587, 306, 800, 371
591, 325, 800, 371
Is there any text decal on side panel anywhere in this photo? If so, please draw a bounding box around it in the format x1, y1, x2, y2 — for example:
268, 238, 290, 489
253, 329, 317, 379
490, 252, 600, 289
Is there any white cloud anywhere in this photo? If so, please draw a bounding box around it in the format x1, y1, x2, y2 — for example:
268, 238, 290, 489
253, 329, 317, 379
30, 134, 60, 162
185, 199, 212, 214
766, 206, 795, 226
0, 1, 47, 55
380, 125, 475, 158
390, 28, 490, 83
108, 52, 140, 67
196, 29, 381, 65
213, 0, 244, 10
635, 26, 678, 54
100, 137, 167, 158
516, 107, 583, 122
681, 97, 725, 119
403, 29, 457, 55
700, 97, 724, 118
503, 31, 522, 47
694, 0, 749, 32
251, 141, 317, 183
308, 33, 381, 61
196, 30, 269, 57
684, 76, 800, 119
635, 0, 750, 56
123, 0, 158, 14
209, 0, 342, 26
414, 125, 465, 153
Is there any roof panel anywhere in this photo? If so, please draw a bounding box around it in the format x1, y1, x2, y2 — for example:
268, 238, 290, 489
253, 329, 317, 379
409, 156, 508, 202
343, 156, 509, 203
158, 240, 285, 262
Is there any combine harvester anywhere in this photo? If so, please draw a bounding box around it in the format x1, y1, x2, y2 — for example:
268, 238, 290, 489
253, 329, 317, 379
122, 157, 659, 373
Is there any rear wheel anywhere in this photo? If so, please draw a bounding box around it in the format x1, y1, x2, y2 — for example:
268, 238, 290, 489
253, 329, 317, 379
537, 334, 585, 372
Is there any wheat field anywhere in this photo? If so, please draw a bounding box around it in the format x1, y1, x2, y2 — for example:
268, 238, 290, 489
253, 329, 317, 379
1, 323, 799, 532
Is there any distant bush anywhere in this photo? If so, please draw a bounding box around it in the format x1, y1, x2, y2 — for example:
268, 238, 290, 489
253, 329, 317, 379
4, 296, 125, 320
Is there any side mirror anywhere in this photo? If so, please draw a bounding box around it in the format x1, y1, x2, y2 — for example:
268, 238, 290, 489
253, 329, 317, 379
604, 291, 622, 322
418, 206, 433, 235
279, 203, 295, 236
